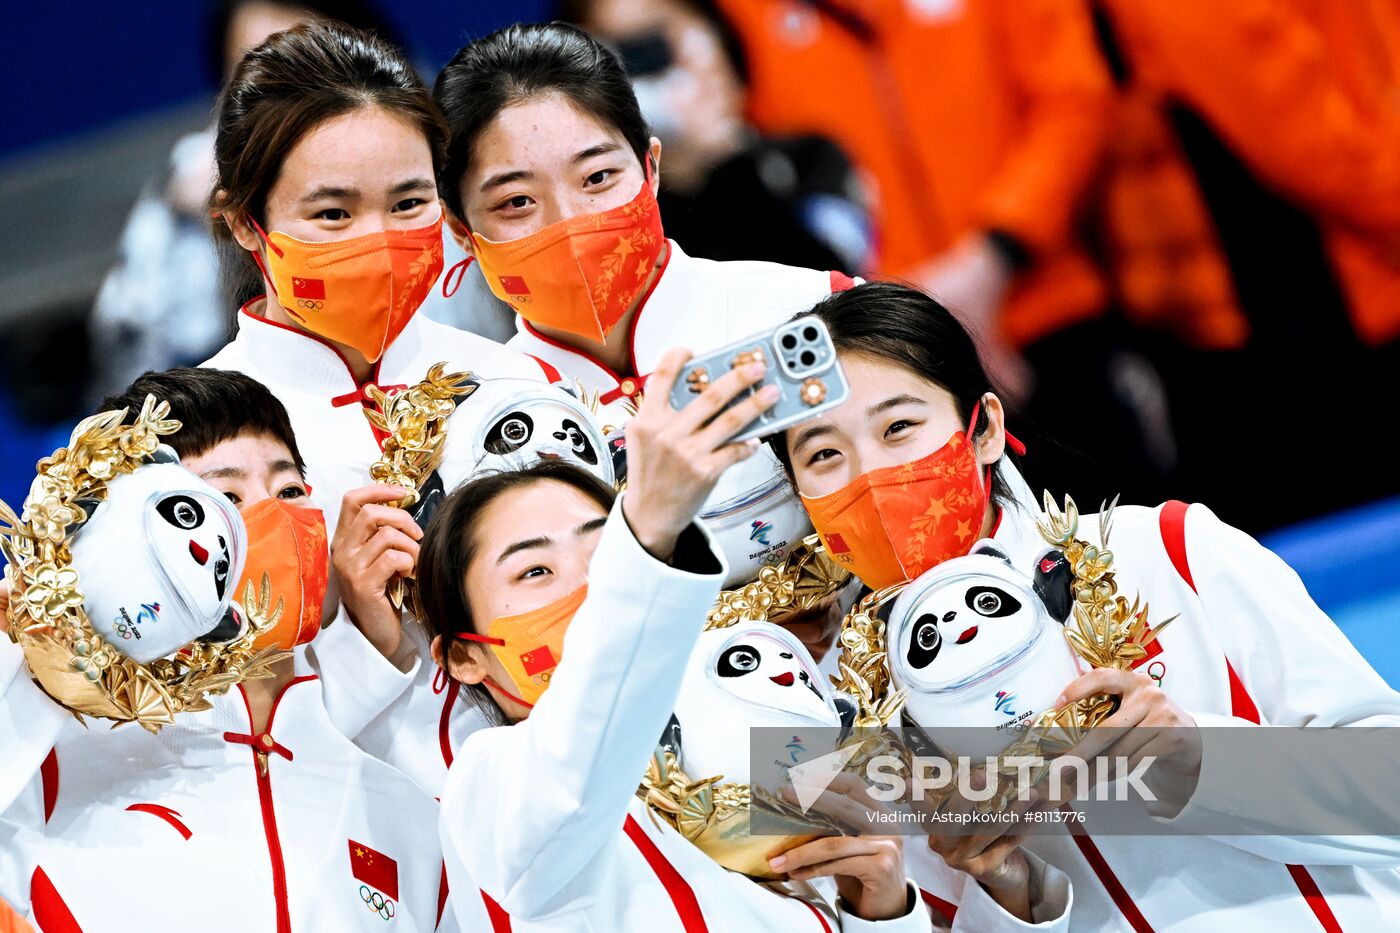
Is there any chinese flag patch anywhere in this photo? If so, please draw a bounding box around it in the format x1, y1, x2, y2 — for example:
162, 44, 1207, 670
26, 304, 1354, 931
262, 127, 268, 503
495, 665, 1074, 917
292, 277, 326, 300
498, 275, 531, 296
824, 533, 851, 555
519, 645, 557, 677
348, 840, 399, 900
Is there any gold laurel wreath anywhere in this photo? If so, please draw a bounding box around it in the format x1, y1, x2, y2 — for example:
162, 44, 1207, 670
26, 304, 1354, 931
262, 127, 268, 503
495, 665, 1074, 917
363, 363, 478, 612
705, 534, 851, 631
0, 397, 286, 733
830, 492, 1176, 809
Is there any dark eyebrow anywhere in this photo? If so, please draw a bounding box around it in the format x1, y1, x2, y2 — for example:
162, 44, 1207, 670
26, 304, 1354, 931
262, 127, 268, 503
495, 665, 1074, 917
388, 177, 435, 196
301, 185, 358, 203
497, 535, 551, 564
576, 517, 607, 536
269, 458, 301, 477
497, 516, 607, 565
480, 169, 532, 193
573, 142, 622, 164
867, 394, 925, 417
790, 423, 836, 455
199, 466, 245, 481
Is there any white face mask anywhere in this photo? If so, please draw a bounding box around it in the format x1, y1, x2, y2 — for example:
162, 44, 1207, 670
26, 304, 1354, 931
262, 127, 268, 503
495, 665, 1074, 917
887, 540, 1082, 760
672, 620, 841, 785
68, 454, 247, 664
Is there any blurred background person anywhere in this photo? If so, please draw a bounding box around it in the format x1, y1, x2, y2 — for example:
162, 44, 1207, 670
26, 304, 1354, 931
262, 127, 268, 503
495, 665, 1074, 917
1089, 0, 1400, 531
562, 0, 873, 275
712, 0, 1177, 513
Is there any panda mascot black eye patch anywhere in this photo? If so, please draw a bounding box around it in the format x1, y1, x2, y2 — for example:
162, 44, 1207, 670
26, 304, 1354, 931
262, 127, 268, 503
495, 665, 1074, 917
156, 494, 206, 530
557, 418, 598, 464
485, 411, 534, 454
965, 585, 1020, 618
907, 613, 942, 669
717, 645, 761, 677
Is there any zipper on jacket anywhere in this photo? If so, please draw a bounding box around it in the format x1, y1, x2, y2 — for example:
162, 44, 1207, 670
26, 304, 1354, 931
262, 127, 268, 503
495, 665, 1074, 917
228, 677, 315, 933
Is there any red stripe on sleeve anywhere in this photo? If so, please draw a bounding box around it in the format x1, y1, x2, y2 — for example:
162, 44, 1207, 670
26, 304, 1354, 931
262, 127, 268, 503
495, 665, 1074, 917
31, 867, 84, 933
918, 888, 958, 923
40, 749, 58, 823
623, 814, 709, 932
1066, 821, 1156, 932
1287, 864, 1346, 933
1158, 500, 1196, 591
480, 889, 512, 932
800, 899, 834, 932
125, 803, 192, 840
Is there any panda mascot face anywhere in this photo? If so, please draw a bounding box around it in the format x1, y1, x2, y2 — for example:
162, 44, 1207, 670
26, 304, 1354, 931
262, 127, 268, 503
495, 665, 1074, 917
67, 449, 248, 665
887, 540, 1080, 758
670, 620, 842, 786
437, 378, 615, 497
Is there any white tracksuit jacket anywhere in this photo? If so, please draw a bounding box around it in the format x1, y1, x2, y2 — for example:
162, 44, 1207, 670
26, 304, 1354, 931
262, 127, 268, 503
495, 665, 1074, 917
918, 495, 1400, 932
441, 496, 1062, 932
202, 305, 549, 793
0, 638, 451, 932
506, 240, 853, 425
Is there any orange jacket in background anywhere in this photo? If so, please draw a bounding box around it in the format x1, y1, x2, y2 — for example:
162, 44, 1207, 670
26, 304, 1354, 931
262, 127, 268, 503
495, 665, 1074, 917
718, 0, 1114, 347
1096, 0, 1400, 347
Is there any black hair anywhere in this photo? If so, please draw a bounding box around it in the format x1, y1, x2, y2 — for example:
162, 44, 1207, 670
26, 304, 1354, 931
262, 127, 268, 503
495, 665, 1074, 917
96, 367, 306, 474
434, 22, 652, 220
768, 281, 1014, 507
416, 460, 617, 722
204, 0, 408, 88
211, 21, 447, 306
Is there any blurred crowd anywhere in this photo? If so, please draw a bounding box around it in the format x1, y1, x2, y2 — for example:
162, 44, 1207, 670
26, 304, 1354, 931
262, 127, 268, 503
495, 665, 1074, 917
18, 0, 1400, 534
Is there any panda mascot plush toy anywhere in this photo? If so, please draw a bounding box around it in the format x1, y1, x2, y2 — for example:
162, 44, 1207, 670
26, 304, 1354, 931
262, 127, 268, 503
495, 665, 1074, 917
885, 539, 1081, 760
67, 445, 248, 665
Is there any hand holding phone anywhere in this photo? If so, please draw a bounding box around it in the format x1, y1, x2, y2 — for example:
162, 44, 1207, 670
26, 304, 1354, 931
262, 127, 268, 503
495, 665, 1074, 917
667, 315, 850, 444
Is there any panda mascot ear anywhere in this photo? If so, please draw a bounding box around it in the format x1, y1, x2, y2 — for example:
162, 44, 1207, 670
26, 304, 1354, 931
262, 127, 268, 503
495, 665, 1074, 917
657, 713, 683, 759
969, 539, 1013, 565
149, 443, 181, 465
608, 431, 628, 486
833, 691, 858, 731
409, 470, 446, 529
1033, 548, 1074, 623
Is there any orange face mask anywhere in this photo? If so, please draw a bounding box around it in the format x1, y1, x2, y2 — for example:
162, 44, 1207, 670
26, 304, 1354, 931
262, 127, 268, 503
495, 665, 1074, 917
236, 499, 330, 651
251, 216, 444, 362
803, 417, 990, 591
469, 172, 666, 342
455, 584, 587, 709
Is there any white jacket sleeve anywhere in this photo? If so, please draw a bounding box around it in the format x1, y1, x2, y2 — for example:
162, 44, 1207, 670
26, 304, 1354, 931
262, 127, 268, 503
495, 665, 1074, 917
1170, 503, 1400, 865
303, 604, 420, 739
439, 497, 725, 920
0, 638, 71, 817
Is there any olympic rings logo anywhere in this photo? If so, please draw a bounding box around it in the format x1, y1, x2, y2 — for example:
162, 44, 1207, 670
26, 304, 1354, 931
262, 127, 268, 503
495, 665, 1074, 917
296, 299, 325, 311
1147, 660, 1166, 686
359, 885, 396, 920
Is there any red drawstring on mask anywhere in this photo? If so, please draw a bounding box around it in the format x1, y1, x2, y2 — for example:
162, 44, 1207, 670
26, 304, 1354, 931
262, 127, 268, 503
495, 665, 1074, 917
483, 676, 535, 710
441, 257, 474, 298
455, 631, 505, 646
